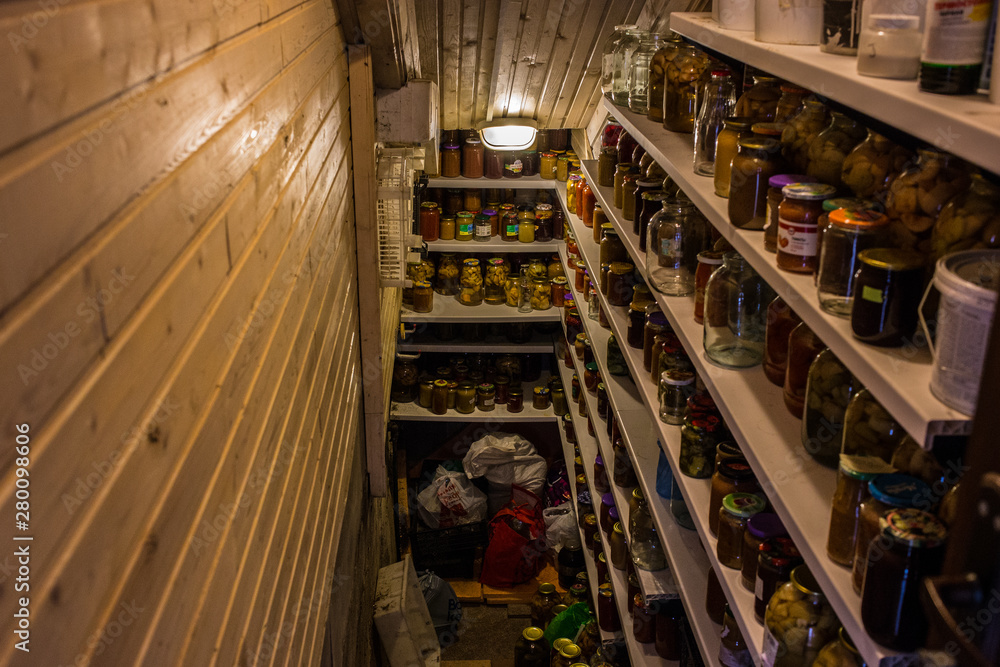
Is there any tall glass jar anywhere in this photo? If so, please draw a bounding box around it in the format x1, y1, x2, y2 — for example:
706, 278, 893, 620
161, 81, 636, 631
805, 112, 867, 190
514, 626, 549, 666
602, 24, 639, 99
484, 258, 508, 305
802, 348, 858, 467
614, 163, 638, 209
841, 128, 913, 198
762, 565, 840, 667
647, 199, 708, 296
629, 33, 664, 114
817, 208, 890, 315
719, 604, 753, 667
729, 137, 783, 230
763, 296, 802, 385
780, 99, 830, 172
775, 83, 809, 122
530, 275, 552, 310
629, 489, 667, 571
714, 117, 754, 198
435, 253, 460, 295
825, 457, 886, 566
930, 172, 1000, 262
530, 583, 562, 628
783, 322, 826, 418
734, 75, 783, 123
419, 201, 440, 241
462, 138, 484, 178
459, 258, 483, 306
694, 69, 738, 176
704, 253, 775, 368
718, 492, 767, 569
755, 537, 804, 622
842, 388, 905, 462
611, 28, 644, 105
440, 143, 461, 178
813, 629, 864, 667
648, 33, 684, 122
600, 225, 628, 266
679, 414, 723, 478
662, 44, 709, 133
822, 0, 862, 54
597, 146, 618, 188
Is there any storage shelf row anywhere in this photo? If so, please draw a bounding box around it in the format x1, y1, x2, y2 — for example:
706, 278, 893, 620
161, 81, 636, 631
425, 238, 565, 253
597, 103, 972, 448
390, 373, 559, 422
575, 156, 906, 666
427, 174, 560, 189
670, 13, 1000, 175
399, 296, 562, 323
396, 330, 556, 354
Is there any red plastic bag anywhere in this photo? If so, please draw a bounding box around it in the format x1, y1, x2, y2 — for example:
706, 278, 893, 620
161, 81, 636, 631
479, 487, 546, 588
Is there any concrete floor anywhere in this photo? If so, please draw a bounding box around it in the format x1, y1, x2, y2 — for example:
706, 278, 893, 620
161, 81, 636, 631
439, 604, 531, 667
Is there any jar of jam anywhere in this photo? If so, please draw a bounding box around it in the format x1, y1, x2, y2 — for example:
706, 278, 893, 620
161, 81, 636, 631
764, 174, 816, 253
754, 537, 803, 622
444, 188, 463, 215
777, 183, 836, 273
613, 163, 638, 209
633, 595, 657, 643
643, 311, 671, 371
464, 188, 482, 212
860, 508, 947, 651
842, 388, 905, 462
825, 457, 890, 567
763, 296, 802, 386
493, 375, 510, 404
607, 262, 635, 307
599, 224, 628, 266
521, 150, 538, 177
439, 215, 455, 240
709, 458, 760, 536
597, 584, 620, 632
599, 493, 616, 535
507, 387, 524, 413
535, 206, 553, 242
850, 248, 925, 347
456, 211, 474, 241
584, 362, 600, 395
597, 146, 618, 188
762, 565, 839, 667
550, 276, 568, 308
714, 117, 754, 198
782, 321, 825, 419
729, 137, 783, 230
638, 191, 671, 252
852, 473, 931, 593
556, 155, 570, 182
412, 280, 434, 313
462, 138, 484, 178
502, 151, 523, 178
625, 178, 658, 226
741, 513, 787, 592
440, 143, 461, 177
419, 201, 440, 241
694, 251, 724, 324
484, 148, 503, 179
652, 599, 682, 659
718, 492, 767, 569
679, 415, 721, 478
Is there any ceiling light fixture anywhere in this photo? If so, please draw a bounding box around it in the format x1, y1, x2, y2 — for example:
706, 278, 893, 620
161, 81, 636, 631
477, 118, 538, 150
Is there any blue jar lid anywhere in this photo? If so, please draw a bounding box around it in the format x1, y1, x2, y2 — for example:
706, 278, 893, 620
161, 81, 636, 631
609, 507, 620, 521
602, 492, 615, 507
747, 512, 787, 540
647, 312, 669, 327
595, 455, 604, 466
868, 473, 931, 508
768, 173, 814, 188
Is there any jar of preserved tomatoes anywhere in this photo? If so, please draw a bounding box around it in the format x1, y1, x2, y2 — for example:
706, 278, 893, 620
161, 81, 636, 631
741, 513, 787, 592
462, 138, 484, 178
709, 458, 760, 536
754, 537, 803, 623
440, 143, 461, 177
801, 349, 858, 468
718, 492, 767, 569
764, 174, 817, 253
419, 201, 440, 241
729, 137, 783, 230
777, 183, 836, 273
782, 322, 825, 418
693, 250, 724, 324
714, 117, 754, 198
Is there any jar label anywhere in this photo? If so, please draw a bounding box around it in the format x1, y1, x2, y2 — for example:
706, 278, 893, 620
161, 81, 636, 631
660, 237, 681, 261
777, 217, 818, 257
505, 159, 523, 173
923, 0, 993, 65
755, 574, 764, 600
861, 285, 884, 303
761, 624, 780, 667
475, 222, 491, 237
506, 224, 518, 235
482, 397, 494, 407
459, 222, 473, 235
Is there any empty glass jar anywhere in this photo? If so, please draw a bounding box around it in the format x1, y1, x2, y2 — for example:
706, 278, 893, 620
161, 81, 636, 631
602, 24, 639, 99
694, 69, 738, 176
647, 199, 709, 296
629, 33, 665, 114
703, 253, 776, 368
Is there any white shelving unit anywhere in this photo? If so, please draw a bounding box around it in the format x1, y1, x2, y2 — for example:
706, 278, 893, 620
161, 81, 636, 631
390, 374, 559, 422
427, 174, 560, 189
671, 13, 1000, 175
426, 238, 564, 253
595, 103, 972, 448
400, 297, 562, 323
397, 330, 555, 354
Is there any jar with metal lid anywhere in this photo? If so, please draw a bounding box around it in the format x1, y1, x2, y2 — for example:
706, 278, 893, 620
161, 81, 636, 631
647, 33, 684, 122
553, 642, 582, 667
503, 272, 522, 308
741, 513, 788, 592
556, 155, 570, 182
625, 301, 646, 348
752, 121, 787, 140
551, 385, 568, 417
597, 146, 618, 188
507, 387, 524, 413
735, 75, 783, 123
550, 637, 572, 665
813, 628, 864, 667
826, 456, 891, 566
627, 179, 660, 228
455, 382, 476, 414
841, 129, 913, 199
606, 334, 628, 376
638, 190, 672, 252
802, 349, 859, 467
930, 172, 1000, 262
632, 595, 657, 643
494, 375, 510, 404
482, 258, 507, 305
440, 143, 461, 178
455, 211, 474, 241
462, 138, 484, 178
704, 253, 775, 368
774, 84, 809, 122
472, 212, 491, 242
539, 151, 557, 180
584, 362, 601, 395
764, 174, 817, 253
606, 262, 635, 307
779, 99, 830, 173
458, 258, 483, 305
850, 248, 925, 346
777, 183, 837, 273
617, 172, 639, 222
852, 473, 932, 593
763, 565, 840, 667
608, 522, 629, 572
842, 388, 905, 462
714, 117, 754, 198
729, 137, 783, 230
782, 322, 825, 418
659, 370, 696, 425
656, 337, 693, 384
412, 280, 433, 313
475, 383, 495, 411
755, 537, 804, 622
598, 492, 616, 535
530, 583, 561, 628
532, 385, 550, 411
691, 250, 724, 325
597, 583, 620, 632
529, 275, 552, 310
535, 207, 553, 243
419, 202, 440, 242
443, 188, 463, 216
719, 604, 753, 667
502, 151, 524, 179
648, 332, 678, 384
648, 198, 708, 296
439, 215, 456, 240
391, 356, 419, 403
629, 32, 665, 114
806, 112, 867, 190
630, 490, 667, 571
643, 311, 671, 370
484, 148, 503, 179
679, 414, 722, 478
816, 197, 878, 257
861, 508, 948, 651
430, 379, 449, 415
582, 513, 599, 553
550, 276, 568, 308
498, 211, 517, 242
715, 441, 743, 469
613, 439, 637, 489
514, 626, 549, 666
662, 43, 709, 133
599, 224, 627, 266
709, 458, 760, 535
718, 493, 767, 569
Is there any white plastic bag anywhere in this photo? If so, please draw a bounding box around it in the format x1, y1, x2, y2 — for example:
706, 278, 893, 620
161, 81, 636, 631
461, 433, 548, 499
542, 505, 578, 553
416, 466, 488, 529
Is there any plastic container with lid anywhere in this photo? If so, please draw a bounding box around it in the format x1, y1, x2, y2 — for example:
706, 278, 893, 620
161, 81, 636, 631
754, 537, 803, 622
817, 208, 890, 316
718, 492, 767, 568
826, 455, 893, 566
782, 321, 825, 418
860, 508, 948, 650
777, 183, 837, 274
764, 174, 816, 253
851, 473, 932, 593
709, 458, 760, 535
659, 370, 696, 425
756, 0, 822, 44
850, 248, 925, 346
741, 513, 788, 592
762, 565, 840, 667
729, 137, 784, 230
714, 117, 755, 198
801, 349, 859, 467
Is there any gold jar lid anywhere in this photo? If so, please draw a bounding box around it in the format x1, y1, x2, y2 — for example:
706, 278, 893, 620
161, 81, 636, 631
857, 248, 925, 271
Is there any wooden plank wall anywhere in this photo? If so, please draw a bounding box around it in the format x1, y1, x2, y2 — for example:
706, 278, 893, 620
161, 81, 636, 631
0, 0, 384, 665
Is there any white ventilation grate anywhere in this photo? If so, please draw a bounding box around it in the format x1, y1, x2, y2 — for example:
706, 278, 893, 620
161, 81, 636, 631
376, 147, 421, 286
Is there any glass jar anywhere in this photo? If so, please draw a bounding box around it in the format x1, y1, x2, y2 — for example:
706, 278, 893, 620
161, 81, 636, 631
620, 173, 641, 221
718, 493, 767, 569
600, 225, 628, 266
613, 163, 637, 209
694, 69, 738, 176
412, 280, 433, 313
648, 33, 683, 122
709, 458, 760, 536
679, 415, 722, 478
530, 583, 561, 628
841, 129, 913, 198
729, 137, 783, 230
860, 508, 948, 651
462, 138, 484, 178
741, 513, 788, 592
802, 349, 858, 467
636, 187, 670, 247
763, 296, 803, 386
775, 84, 809, 122
734, 75, 783, 123
858, 13, 923, 80
627, 302, 646, 348
430, 379, 449, 415
459, 258, 483, 306
930, 172, 1000, 263
419, 201, 440, 242
805, 112, 867, 190
455, 211, 474, 241
633, 595, 657, 643
533, 386, 550, 411
609, 522, 629, 571
539, 151, 557, 180
706, 566, 728, 623
780, 99, 830, 172
714, 117, 754, 198
508, 387, 524, 413
662, 44, 709, 133
602, 24, 637, 97
842, 388, 906, 462
440, 143, 461, 178
606, 262, 635, 307
473, 212, 491, 242
613, 440, 637, 490
597, 583, 620, 633
813, 628, 863, 667
647, 199, 708, 296
850, 248, 925, 346
659, 370, 696, 425
630, 490, 667, 571
451, 381, 474, 414
851, 473, 932, 593
584, 362, 601, 395
817, 197, 879, 256
551, 276, 568, 308
719, 604, 753, 667
764, 174, 817, 253
529, 275, 552, 310
596, 147, 618, 189
704, 252, 775, 368
443, 188, 463, 216
504, 272, 521, 308
644, 311, 671, 371
822, 0, 862, 54
817, 208, 890, 316
694, 250, 724, 324
825, 458, 885, 566
482, 258, 507, 305
755, 537, 804, 622
556, 155, 570, 182
762, 565, 840, 667
782, 322, 825, 418
494, 375, 510, 404
484, 148, 503, 179
580, 182, 596, 227
503, 151, 524, 179
390, 356, 419, 402
439, 215, 456, 240
553, 642, 582, 667
610, 28, 643, 105
654, 599, 683, 660
777, 183, 837, 273
629, 33, 664, 114
517, 206, 536, 243
500, 211, 518, 242
475, 383, 495, 411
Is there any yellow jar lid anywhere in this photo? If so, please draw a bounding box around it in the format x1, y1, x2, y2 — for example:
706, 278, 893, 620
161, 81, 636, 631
522, 627, 544, 642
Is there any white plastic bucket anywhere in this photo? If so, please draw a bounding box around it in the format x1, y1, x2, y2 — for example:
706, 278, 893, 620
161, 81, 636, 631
919, 249, 1000, 416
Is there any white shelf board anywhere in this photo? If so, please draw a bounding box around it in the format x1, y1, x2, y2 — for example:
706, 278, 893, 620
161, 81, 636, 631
390, 375, 558, 422
427, 174, 560, 189
426, 238, 565, 253
396, 331, 555, 354
597, 105, 972, 448
671, 13, 1000, 175
576, 157, 911, 667
400, 295, 561, 323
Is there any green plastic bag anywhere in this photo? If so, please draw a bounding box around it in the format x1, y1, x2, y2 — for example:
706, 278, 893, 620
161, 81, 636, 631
542, 602, 594, 646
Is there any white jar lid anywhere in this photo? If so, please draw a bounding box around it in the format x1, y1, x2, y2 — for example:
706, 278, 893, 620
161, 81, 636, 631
868, 13, 920, 30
